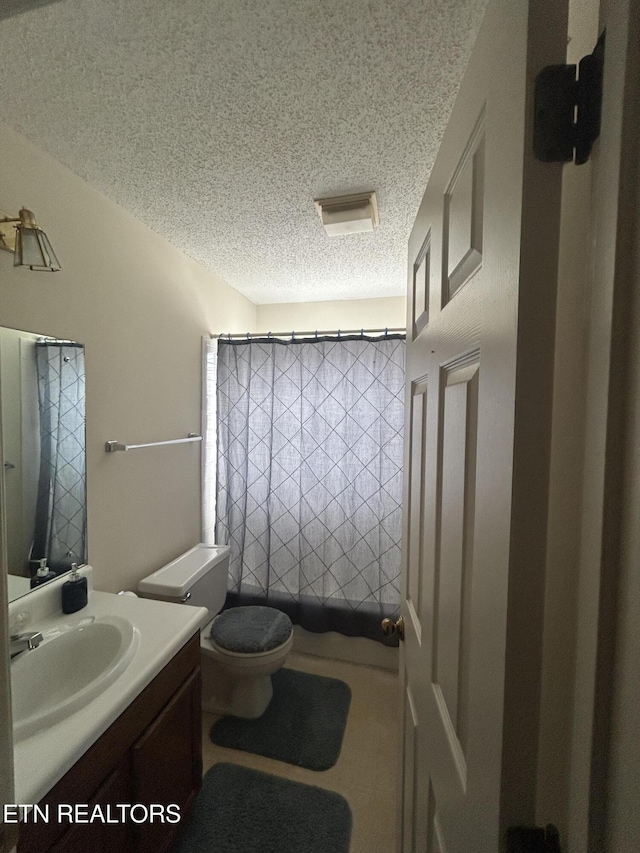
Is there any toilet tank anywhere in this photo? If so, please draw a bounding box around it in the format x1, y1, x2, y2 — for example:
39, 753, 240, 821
138, 544, 230, 617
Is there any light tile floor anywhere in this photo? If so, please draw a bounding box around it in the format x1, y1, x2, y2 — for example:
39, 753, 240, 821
201, 651, 401, 853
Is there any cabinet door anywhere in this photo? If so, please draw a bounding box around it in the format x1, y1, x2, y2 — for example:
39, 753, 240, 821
51, 758, 134, 853
132, 669, 202, 853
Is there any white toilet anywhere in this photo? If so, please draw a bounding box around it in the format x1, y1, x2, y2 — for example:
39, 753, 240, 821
138, 544, 293, 719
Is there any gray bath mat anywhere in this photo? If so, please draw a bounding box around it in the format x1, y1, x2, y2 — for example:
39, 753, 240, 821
210, 668, 351, 770
169, 763, 352, 853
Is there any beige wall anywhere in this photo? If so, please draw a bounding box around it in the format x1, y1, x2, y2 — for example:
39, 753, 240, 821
0, 124, 256, 595
256, 295, 406, 334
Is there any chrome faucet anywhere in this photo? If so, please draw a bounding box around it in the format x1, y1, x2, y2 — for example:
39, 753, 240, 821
10, 631, 43, 658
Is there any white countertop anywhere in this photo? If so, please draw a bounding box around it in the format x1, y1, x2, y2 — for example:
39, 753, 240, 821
12, 587, 208, 805
8, 574, 31, 603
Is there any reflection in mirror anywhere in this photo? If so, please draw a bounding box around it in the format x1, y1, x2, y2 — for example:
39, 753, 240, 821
0, 327, 87, 602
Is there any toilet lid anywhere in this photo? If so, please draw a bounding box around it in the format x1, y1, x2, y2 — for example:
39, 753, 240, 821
210, 606, 293, 653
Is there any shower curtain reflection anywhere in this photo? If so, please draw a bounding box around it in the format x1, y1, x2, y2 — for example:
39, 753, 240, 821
31, 342, 87, 573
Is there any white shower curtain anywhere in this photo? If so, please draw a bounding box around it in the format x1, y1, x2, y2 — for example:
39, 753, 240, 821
210, 333, 405, 644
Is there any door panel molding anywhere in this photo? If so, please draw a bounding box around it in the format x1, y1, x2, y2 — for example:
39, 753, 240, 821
413, 233, 432, 340
432, 682, 468, 793
443, 111, 486, 305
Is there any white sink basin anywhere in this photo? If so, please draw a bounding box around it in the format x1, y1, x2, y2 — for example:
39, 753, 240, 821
11, 615, 139, 741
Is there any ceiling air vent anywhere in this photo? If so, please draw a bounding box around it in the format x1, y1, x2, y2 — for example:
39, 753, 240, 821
314, 191, 379, 236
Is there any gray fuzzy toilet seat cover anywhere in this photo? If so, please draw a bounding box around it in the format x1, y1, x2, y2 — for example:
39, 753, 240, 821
210, 606, 293, 653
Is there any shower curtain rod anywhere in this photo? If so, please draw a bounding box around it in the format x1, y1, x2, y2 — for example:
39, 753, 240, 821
212, 327, 406, 340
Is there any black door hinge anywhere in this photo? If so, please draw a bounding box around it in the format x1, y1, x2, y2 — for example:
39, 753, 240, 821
533, 31, 605, 165
507, 823, 562, 853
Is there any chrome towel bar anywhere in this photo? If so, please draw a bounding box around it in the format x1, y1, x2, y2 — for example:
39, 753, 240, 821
105, 434, 203, 453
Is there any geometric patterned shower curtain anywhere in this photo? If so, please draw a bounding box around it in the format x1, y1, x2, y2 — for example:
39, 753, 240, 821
216, 334, 405, 644
32, 341, 87, 573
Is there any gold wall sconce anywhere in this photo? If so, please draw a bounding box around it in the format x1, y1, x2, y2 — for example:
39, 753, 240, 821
0, 207, 61, 271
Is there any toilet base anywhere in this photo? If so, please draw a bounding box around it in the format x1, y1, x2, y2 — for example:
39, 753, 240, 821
201, 654, 275, 719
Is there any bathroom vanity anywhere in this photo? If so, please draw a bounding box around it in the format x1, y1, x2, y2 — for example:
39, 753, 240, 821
9, 571, 209, 853
17, 633, 201, 853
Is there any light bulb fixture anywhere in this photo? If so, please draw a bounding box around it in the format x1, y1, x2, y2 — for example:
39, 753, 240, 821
0, 207, 61, 271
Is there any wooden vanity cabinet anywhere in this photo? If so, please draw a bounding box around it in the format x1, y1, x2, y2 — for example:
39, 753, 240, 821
132, 669, 201, 853
50, 759, 134, 853
18, 633, 202, 853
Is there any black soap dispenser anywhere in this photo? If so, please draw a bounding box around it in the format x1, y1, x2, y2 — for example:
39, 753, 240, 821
62, 563, 88, 614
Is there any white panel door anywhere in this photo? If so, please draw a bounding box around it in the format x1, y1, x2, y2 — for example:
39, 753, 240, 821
397, 1, 568, 850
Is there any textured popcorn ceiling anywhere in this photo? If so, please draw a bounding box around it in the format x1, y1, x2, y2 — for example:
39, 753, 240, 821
0, 0, 486, 303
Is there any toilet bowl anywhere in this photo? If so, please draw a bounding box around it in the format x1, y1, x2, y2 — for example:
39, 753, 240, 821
138, 544, 292, 718
201, 622, 293, 718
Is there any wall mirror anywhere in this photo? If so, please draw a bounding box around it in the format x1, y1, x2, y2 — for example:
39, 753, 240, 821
0, 325, 87, 602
